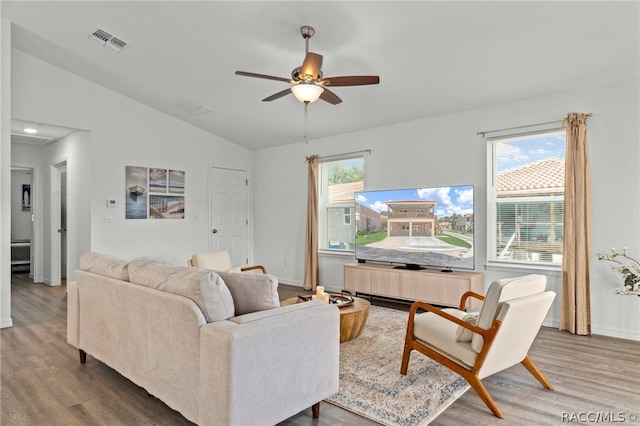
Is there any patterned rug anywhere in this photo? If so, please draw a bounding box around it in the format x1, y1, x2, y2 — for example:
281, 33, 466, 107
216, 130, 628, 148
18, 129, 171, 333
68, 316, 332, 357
325, 305, 470, 425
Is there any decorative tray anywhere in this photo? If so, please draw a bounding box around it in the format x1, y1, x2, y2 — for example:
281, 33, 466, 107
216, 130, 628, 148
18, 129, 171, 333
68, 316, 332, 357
296, 290, 355, 307
329, 290, 355, 307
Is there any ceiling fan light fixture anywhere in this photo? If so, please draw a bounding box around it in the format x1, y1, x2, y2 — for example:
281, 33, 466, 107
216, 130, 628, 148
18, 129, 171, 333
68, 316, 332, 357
291, 83, 324, 103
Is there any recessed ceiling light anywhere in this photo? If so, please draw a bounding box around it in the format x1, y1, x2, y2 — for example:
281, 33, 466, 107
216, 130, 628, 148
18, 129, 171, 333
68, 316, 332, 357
23, 128, 38, 134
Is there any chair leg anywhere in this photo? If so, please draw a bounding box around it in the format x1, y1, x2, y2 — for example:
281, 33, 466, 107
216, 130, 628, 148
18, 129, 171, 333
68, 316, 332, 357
466, 374, 504, 419
400, 341, 412, 375
521, 355, 554, 390
79, 349, 86, 364
402, 338, 503, 418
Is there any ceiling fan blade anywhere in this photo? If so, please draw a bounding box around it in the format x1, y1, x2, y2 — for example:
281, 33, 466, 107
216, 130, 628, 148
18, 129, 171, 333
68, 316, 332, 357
319, 88, 342, 105
300, 52, 323, 80
235, 71, 292, 83
320, 75, 380, 86
262, 88, 293, 102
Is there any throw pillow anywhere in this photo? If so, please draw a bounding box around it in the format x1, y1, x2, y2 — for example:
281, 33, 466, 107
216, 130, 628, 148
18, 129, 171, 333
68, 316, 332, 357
128, 258, 235, 322
456, 312, 479, 342
79, 252, 130, 281
216, 271, 280, 316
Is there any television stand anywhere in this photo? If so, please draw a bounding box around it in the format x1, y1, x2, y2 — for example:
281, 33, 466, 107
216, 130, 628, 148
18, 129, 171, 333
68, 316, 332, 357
344, 263, 484, 309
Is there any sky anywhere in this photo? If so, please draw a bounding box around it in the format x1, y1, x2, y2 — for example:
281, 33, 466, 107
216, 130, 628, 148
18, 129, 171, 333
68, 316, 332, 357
356, 185, 474, 218
495, 130, 565, 172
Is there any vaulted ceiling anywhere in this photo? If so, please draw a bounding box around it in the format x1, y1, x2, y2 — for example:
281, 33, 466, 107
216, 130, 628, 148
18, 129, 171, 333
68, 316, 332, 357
3, 1, 638, 150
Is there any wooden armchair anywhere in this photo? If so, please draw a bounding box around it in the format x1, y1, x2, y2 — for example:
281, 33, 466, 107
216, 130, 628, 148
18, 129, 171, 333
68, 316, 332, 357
188, 251, 267, 274
400, 274, 555, 419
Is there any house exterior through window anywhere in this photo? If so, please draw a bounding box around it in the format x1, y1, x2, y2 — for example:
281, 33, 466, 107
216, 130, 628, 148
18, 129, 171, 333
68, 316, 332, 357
318, 157, 364, 252
487, 130, 566, 267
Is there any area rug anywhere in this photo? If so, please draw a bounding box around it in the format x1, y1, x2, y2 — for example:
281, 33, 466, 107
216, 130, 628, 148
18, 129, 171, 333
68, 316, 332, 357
325, 305, 470, 426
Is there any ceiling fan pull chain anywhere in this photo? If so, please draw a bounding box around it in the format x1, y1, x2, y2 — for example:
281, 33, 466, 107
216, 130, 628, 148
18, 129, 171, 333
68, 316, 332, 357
304, 101, 309, 143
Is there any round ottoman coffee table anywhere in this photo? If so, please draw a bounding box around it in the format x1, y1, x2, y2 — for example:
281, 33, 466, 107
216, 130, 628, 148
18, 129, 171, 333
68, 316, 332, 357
282, 295, 370, 343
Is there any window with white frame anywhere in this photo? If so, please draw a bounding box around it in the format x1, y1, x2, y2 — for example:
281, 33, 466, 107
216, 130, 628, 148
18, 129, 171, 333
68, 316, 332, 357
343, 208, 352, 225
318, 156, 364, 252
487, 130, 566, 266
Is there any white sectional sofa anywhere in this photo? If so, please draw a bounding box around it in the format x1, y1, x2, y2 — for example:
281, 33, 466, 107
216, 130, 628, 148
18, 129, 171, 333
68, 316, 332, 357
67, 252, 340, 425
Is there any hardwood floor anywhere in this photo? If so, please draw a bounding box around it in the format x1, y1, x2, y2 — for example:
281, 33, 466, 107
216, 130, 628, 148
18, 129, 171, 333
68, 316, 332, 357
2, 274, 639, 425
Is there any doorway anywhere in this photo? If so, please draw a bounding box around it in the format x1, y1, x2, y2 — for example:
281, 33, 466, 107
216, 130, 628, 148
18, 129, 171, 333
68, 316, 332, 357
50, 161, 67, 286
10, 167, 34, 277
209, 167, 248, 267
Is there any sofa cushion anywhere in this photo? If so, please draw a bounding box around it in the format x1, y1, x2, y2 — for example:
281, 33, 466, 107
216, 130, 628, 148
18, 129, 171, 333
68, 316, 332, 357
128, 258, 235, 322
216, 271, 280, 315
413, 310, 478, 368
79, 251, 130, 281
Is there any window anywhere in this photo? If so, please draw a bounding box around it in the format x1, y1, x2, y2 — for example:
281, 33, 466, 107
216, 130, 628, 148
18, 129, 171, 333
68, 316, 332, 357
487, 130, 565, 266
343, 208, 352, 225
318, 156, 364, 252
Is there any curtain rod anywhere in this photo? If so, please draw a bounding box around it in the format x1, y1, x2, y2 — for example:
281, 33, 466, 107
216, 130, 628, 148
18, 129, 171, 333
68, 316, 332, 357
476, 120, 563, 138
319, 149, 371, 161
477, 113, 593, 138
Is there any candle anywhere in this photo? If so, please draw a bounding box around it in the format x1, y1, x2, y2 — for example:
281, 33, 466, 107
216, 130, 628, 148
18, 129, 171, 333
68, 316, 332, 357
315, 286, 328, 303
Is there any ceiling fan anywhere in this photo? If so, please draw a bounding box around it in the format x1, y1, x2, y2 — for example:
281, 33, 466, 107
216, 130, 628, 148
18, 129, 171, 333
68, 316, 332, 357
235, 26, 380, 105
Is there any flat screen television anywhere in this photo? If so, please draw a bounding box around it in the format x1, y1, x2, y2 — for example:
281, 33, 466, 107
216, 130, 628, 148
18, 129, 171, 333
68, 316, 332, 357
354, 185, 474, 271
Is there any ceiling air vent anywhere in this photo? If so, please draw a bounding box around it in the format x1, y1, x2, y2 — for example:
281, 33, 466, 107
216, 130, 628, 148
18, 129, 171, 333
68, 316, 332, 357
89, 28, 128, 52
107, 37, 127, 51
165, 96, 213, 117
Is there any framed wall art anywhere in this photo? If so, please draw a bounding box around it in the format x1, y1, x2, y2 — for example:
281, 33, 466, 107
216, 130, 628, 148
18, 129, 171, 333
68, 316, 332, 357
22, 184, 31, 211
125, 166, 148, 219
126, 165, 185, 219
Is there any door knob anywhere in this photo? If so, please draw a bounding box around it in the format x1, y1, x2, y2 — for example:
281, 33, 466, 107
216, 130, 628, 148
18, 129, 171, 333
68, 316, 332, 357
212, 229, 218, 233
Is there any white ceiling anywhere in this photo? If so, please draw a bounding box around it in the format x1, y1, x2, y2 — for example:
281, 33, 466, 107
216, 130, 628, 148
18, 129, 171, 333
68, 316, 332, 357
11, 118, 78, 146
3, 1, 638, 151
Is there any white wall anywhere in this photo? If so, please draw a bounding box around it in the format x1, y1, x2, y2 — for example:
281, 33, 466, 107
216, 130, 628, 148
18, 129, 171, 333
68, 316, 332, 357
11, 48, 254, 270
5, 45, 638, 340
33, 131, 92, 284
2, 48, 255, 326
1, 17, 12, 328
254, 78, 640, 341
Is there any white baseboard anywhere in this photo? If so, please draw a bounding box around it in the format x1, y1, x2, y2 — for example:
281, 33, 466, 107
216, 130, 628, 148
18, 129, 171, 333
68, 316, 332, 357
543, 318, 640, 341
1, 317, 13, 328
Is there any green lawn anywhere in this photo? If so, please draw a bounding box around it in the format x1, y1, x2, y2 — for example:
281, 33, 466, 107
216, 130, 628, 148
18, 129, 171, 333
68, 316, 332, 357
437, 235, 472, 249
356, 231, 388, 245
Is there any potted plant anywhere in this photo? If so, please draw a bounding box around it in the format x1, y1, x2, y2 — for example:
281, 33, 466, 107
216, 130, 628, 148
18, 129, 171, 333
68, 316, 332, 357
597, 247, 640, 295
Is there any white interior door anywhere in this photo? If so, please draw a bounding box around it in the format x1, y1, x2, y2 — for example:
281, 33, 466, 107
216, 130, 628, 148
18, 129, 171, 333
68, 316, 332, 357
60, 167, 67, 280
209, 167, 248, 267
49, 163, 62, 286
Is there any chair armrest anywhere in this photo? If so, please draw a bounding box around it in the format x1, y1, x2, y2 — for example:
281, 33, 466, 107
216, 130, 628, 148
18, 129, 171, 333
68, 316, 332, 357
199, 302, 339, 425
458, 291, 485, 311
240, 264, 267, 274
408, 300, 488, 337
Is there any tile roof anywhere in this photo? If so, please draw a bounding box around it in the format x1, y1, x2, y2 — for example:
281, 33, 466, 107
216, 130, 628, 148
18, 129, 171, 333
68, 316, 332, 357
386, 200, 437, 205
497, 157, 565, 196
328, 181, 364, 203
